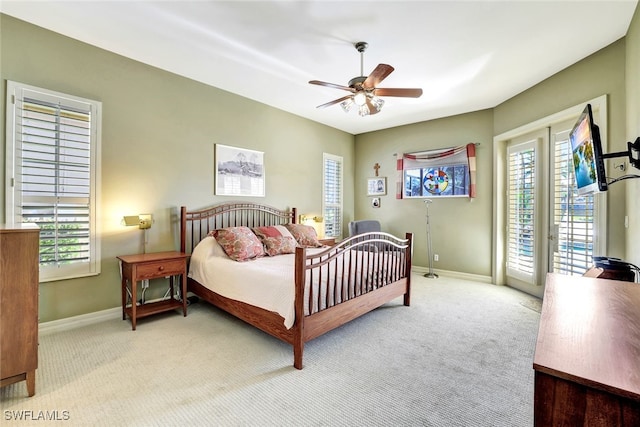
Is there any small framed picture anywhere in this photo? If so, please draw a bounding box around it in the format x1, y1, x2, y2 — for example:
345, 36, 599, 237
372, 197, 380, 208
367, 177, 386, 196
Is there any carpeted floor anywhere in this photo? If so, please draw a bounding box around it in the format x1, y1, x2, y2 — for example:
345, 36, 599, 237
0, 274, 541, 426
519, 298, 542, 313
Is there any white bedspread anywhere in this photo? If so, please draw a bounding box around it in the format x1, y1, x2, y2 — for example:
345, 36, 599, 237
188, 237, 325, 329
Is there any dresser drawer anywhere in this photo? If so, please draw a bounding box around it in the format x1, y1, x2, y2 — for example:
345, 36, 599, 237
136, 259, 185, 280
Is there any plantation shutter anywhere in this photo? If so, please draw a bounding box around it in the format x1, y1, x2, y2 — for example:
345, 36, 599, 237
551, 136, 595, 275
7, 81, 101, 282
323, 153, 343, 238
506, 141, 536, 283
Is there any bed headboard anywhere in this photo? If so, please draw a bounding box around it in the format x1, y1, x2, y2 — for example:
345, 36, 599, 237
180, 202, 297, 254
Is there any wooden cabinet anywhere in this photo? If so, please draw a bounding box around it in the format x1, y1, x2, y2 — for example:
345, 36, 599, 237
0, 223, 39, 397
533, 273, 640, 426
117, 251, 188, 330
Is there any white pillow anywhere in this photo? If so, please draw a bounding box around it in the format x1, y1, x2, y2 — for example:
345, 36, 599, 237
192, 235, 229, 260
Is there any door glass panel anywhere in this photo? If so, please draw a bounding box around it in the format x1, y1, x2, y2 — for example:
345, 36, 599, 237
507, 142, 536, 283
551, 131, 595, 275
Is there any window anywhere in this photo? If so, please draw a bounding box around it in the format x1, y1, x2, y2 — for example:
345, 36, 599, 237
5, 81, 102, 282
322, 153, 343, 238
400, 145, 474, 198
404, 165, 470, 197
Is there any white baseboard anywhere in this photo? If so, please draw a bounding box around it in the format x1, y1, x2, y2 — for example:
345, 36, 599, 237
39, 307, 121, 336
412, 265, 493, 284
40, 269, 491, 335
38, 295, 181, 336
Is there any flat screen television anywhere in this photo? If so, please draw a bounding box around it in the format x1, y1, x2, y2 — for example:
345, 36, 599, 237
569, 103, 608, 194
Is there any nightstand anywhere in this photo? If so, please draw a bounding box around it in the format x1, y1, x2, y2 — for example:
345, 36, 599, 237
318, 238, 336, 246
117, 251, 189, 330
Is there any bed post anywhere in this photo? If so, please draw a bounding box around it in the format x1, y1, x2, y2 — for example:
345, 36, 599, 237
180, 206, 187, 253
293, 246, 306, 369
404, 232, 413, 307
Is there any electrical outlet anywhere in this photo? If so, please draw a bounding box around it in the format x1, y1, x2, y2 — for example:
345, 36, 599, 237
614, 161, 627, 172
434, 254, 439, 262
141, 280, 149, 289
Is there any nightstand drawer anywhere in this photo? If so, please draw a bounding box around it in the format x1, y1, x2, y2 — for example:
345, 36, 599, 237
136, 259, 185, 279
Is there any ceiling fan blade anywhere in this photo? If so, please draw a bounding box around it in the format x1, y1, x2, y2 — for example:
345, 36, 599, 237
363, 64, 394, 89
374, 88, 423, 98
309, 80, 355, 92
316, 95, 352, 109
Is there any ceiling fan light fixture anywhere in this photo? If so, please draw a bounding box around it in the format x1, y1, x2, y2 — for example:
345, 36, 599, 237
370, 95, 385, 112
353, 91, 367, 106
358, 104, 370, 117
340, 98, 354, 113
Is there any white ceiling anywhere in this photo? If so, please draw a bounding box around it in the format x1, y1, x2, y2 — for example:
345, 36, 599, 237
2, 1, 638, 135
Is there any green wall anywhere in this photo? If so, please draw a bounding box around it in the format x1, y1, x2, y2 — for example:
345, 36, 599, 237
355, 36, 631, 278
494, 39, 628, 260
354, 110, 494, 277
2, 7, 639, 322
626, 5, 640, 267
0, 15, 354, 322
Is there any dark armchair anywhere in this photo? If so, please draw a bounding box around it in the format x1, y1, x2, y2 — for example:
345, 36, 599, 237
348, 220, 381, 236
348, 220, 385, 251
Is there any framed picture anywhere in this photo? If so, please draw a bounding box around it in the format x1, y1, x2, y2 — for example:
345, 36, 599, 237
367, 177, 386, 196
215, 144, 265, 197
371, 197, 380, 208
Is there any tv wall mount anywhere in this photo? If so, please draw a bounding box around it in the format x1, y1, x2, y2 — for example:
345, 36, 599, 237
599, 136, 640, 187
603, 136, 640, 169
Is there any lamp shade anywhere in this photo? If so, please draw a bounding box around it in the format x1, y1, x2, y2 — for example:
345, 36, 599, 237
122, 214, 153, 229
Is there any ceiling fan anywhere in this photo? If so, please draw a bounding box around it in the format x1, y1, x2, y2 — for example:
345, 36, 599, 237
309, 41, 423, 117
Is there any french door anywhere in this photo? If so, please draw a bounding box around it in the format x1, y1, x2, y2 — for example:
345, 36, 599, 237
504, 119, 606, 298
496, 97, 609, 297
505, 130, 546, 297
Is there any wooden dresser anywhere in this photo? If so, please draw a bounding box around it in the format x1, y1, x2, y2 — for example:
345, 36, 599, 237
533, 273, 640, 426
0, 223, 39, 397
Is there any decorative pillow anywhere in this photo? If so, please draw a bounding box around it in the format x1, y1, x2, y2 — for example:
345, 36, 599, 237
252, 226, 297, 256
284, 224, 323, 248
213, 227, 265, 262
252, 225, 294, 240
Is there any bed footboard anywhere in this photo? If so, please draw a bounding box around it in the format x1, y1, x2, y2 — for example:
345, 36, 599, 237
292, 232, 413, 368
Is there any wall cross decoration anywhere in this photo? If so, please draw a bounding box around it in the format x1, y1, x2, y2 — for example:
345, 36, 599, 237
373, 163, 380, 177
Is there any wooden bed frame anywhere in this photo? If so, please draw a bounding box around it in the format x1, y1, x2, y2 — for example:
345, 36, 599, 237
180, 202, 412, 369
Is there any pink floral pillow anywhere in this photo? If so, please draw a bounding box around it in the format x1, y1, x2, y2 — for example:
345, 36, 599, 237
252, 226, 297, 256
284, 224, 323, 248
213, 227, 265, 262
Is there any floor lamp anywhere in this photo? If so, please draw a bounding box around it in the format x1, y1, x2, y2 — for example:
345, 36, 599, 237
423, 199, 438, 278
